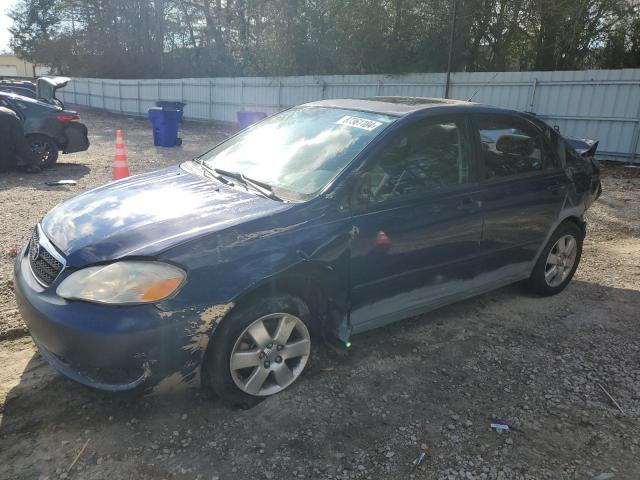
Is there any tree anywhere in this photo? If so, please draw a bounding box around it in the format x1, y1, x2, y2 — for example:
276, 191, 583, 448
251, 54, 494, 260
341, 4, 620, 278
7, 0, 640, 77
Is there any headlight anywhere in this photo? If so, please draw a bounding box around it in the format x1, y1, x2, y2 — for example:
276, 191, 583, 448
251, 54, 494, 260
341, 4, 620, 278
56, 261, 186, 305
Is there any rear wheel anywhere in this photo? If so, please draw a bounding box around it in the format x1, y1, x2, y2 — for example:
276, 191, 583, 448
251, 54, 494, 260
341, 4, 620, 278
528, 221, 583, 296
205, 294, 312, 407
27, 134, 59, 168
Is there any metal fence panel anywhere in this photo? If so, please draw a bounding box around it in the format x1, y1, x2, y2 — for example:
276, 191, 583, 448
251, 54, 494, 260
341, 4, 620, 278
58, 69, 640, 162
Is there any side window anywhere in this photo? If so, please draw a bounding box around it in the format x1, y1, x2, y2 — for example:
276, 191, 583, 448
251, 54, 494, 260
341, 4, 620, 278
477, 116, 547, 179
353, 118, 471, 205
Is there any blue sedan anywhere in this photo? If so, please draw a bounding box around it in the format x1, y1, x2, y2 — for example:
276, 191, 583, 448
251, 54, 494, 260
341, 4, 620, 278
14, 97, 601, 406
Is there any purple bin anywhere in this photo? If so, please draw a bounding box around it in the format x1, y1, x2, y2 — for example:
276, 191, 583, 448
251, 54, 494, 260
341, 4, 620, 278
237, 111, 267, 130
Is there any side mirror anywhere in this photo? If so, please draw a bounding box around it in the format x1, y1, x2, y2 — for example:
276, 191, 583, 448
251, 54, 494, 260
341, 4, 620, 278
496, 134, 535, 156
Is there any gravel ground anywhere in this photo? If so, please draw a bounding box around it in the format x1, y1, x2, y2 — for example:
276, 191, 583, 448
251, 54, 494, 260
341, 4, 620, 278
0, 107, 639, 480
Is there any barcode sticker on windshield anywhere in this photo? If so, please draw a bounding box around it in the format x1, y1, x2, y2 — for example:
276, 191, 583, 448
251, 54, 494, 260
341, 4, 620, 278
337, 116, 383, 131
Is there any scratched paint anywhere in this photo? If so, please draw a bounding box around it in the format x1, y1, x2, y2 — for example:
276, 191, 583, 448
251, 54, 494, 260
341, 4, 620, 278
183, 303, 235, 354
147, 372, 188, 396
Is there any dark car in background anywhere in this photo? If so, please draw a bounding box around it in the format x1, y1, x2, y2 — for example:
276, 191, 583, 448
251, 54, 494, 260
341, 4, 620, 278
0, 90, 88, 167
0, 76, 69, 108
14, 97, 601, 407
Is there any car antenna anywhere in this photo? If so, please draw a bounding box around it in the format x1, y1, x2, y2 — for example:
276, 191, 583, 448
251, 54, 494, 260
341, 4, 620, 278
466, 72, 500, 102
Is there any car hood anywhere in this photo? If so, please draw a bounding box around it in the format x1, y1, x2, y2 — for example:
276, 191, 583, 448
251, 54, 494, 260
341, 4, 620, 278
41, 165, 291, 266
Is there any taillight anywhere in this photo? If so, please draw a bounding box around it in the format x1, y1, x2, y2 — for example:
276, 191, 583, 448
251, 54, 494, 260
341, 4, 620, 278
56, 114, 80, 122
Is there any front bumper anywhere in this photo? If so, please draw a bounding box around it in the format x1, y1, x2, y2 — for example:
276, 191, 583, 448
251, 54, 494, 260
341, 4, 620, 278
14, 246, 195, 391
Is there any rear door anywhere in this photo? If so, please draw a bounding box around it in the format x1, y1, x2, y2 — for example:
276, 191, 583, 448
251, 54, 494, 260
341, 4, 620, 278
471, 113, 569, 276
348, 115, 484, 332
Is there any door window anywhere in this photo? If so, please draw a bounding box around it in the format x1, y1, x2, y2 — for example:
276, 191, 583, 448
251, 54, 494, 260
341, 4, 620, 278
353, 118, 472, 205
476, 116, 548, 179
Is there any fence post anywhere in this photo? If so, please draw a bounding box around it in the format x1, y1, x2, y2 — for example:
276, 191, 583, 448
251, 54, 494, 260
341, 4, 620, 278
321, 81, 327, 99
73, 80, 77, 105
241, 80, 245, 111
527, 77, 538, 113
118, 81, 122, 113
208, 79, 213, 120
631, 123, 639, 164
377, 79, 382, 96
101, 80, 106, 109
630, 84, 640, 164
278, 80, 283, 110
137, 81, 141, 115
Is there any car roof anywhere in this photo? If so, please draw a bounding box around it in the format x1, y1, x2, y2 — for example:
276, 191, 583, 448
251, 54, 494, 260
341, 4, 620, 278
0, 90, 38, 102
304, 96, 490, 116
303, 96, 543, 121
0, 90, 54, 107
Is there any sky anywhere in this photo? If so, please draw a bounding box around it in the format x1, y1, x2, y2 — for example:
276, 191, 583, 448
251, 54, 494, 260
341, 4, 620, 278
0, 0, 18, 53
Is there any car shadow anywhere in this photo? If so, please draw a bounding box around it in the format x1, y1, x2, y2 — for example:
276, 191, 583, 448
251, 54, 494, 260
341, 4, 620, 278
1, 279, 639, 478
0, 163, 91, 192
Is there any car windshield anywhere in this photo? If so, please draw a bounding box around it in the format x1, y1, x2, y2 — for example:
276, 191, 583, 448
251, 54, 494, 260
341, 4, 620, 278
198, 106, 396, 201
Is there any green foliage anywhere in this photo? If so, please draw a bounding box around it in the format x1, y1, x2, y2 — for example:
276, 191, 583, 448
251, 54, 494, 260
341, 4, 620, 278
8, 0, 640, 77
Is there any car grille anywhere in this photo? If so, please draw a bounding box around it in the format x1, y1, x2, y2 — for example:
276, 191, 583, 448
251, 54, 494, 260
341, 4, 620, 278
29, 228, 64, 286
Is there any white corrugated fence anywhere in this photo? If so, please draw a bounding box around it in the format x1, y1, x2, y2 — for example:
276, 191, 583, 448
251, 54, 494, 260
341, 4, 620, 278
57, 69, 640, 162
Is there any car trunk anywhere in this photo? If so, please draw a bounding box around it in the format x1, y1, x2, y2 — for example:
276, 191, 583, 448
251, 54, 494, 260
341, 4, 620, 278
36, 77, 70, 106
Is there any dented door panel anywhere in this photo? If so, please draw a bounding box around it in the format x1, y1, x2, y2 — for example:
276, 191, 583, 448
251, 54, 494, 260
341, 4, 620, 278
348, 188, 484, 332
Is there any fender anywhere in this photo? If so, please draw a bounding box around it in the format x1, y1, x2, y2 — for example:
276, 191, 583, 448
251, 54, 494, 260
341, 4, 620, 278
156, 199, 356, 377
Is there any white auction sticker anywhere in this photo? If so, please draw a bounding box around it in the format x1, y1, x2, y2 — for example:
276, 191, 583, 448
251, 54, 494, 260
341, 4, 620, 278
336, 115, 383, 131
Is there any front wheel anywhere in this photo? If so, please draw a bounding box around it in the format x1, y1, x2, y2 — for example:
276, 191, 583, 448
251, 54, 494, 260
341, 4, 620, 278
205, 294, 312, 407
27, 134, 59, 168
528, 221, 583, 296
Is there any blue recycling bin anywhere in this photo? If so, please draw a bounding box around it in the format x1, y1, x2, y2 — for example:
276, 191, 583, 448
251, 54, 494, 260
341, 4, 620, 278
148, 107, 180, 147
155, 101, 186, 123
237, 111, 267, 130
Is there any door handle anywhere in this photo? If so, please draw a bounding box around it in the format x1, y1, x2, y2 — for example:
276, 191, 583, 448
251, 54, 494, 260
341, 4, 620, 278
457, 197, 482, 211
546, 182, 565, 193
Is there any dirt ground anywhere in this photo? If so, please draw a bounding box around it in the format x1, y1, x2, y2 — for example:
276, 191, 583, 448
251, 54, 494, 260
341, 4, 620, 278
0, 107, 639, 480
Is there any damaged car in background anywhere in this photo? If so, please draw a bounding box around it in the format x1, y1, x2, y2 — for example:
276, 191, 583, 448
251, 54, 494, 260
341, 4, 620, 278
14, 97, 601, 406
0, 89, 89, 168
0, 76, 69, 108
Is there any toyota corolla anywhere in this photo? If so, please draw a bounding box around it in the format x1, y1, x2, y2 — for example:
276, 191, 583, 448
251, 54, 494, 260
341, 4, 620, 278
14, 97, 601, 406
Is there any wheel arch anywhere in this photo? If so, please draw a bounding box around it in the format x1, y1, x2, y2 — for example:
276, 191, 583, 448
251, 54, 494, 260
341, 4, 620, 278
561, 215, 586, 237
215, 262, 339, 341
25, 132, 63, 151
200, 263, 345, 388
531, 213, 585, 270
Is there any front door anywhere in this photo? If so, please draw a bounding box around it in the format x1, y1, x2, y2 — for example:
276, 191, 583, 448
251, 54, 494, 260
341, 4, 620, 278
347, 116, 484, 333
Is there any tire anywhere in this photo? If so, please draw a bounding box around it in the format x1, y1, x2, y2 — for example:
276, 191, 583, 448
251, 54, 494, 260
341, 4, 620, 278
27, 134, 59, 168
528, 221, 583, 296
205, 294, 312, 408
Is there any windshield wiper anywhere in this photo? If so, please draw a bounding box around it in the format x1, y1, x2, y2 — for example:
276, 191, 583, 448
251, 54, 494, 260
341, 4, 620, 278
198, 161, 231, 185
214, 168, 283, 202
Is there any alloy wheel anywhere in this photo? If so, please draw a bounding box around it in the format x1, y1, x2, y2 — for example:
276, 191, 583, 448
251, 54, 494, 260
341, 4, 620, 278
544, 234, 578, 287
31, 140, 53, 164
229, 313, 311, 396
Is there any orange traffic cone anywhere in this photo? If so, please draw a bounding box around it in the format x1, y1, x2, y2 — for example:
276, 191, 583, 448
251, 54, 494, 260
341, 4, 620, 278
113, 130, 130, 180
